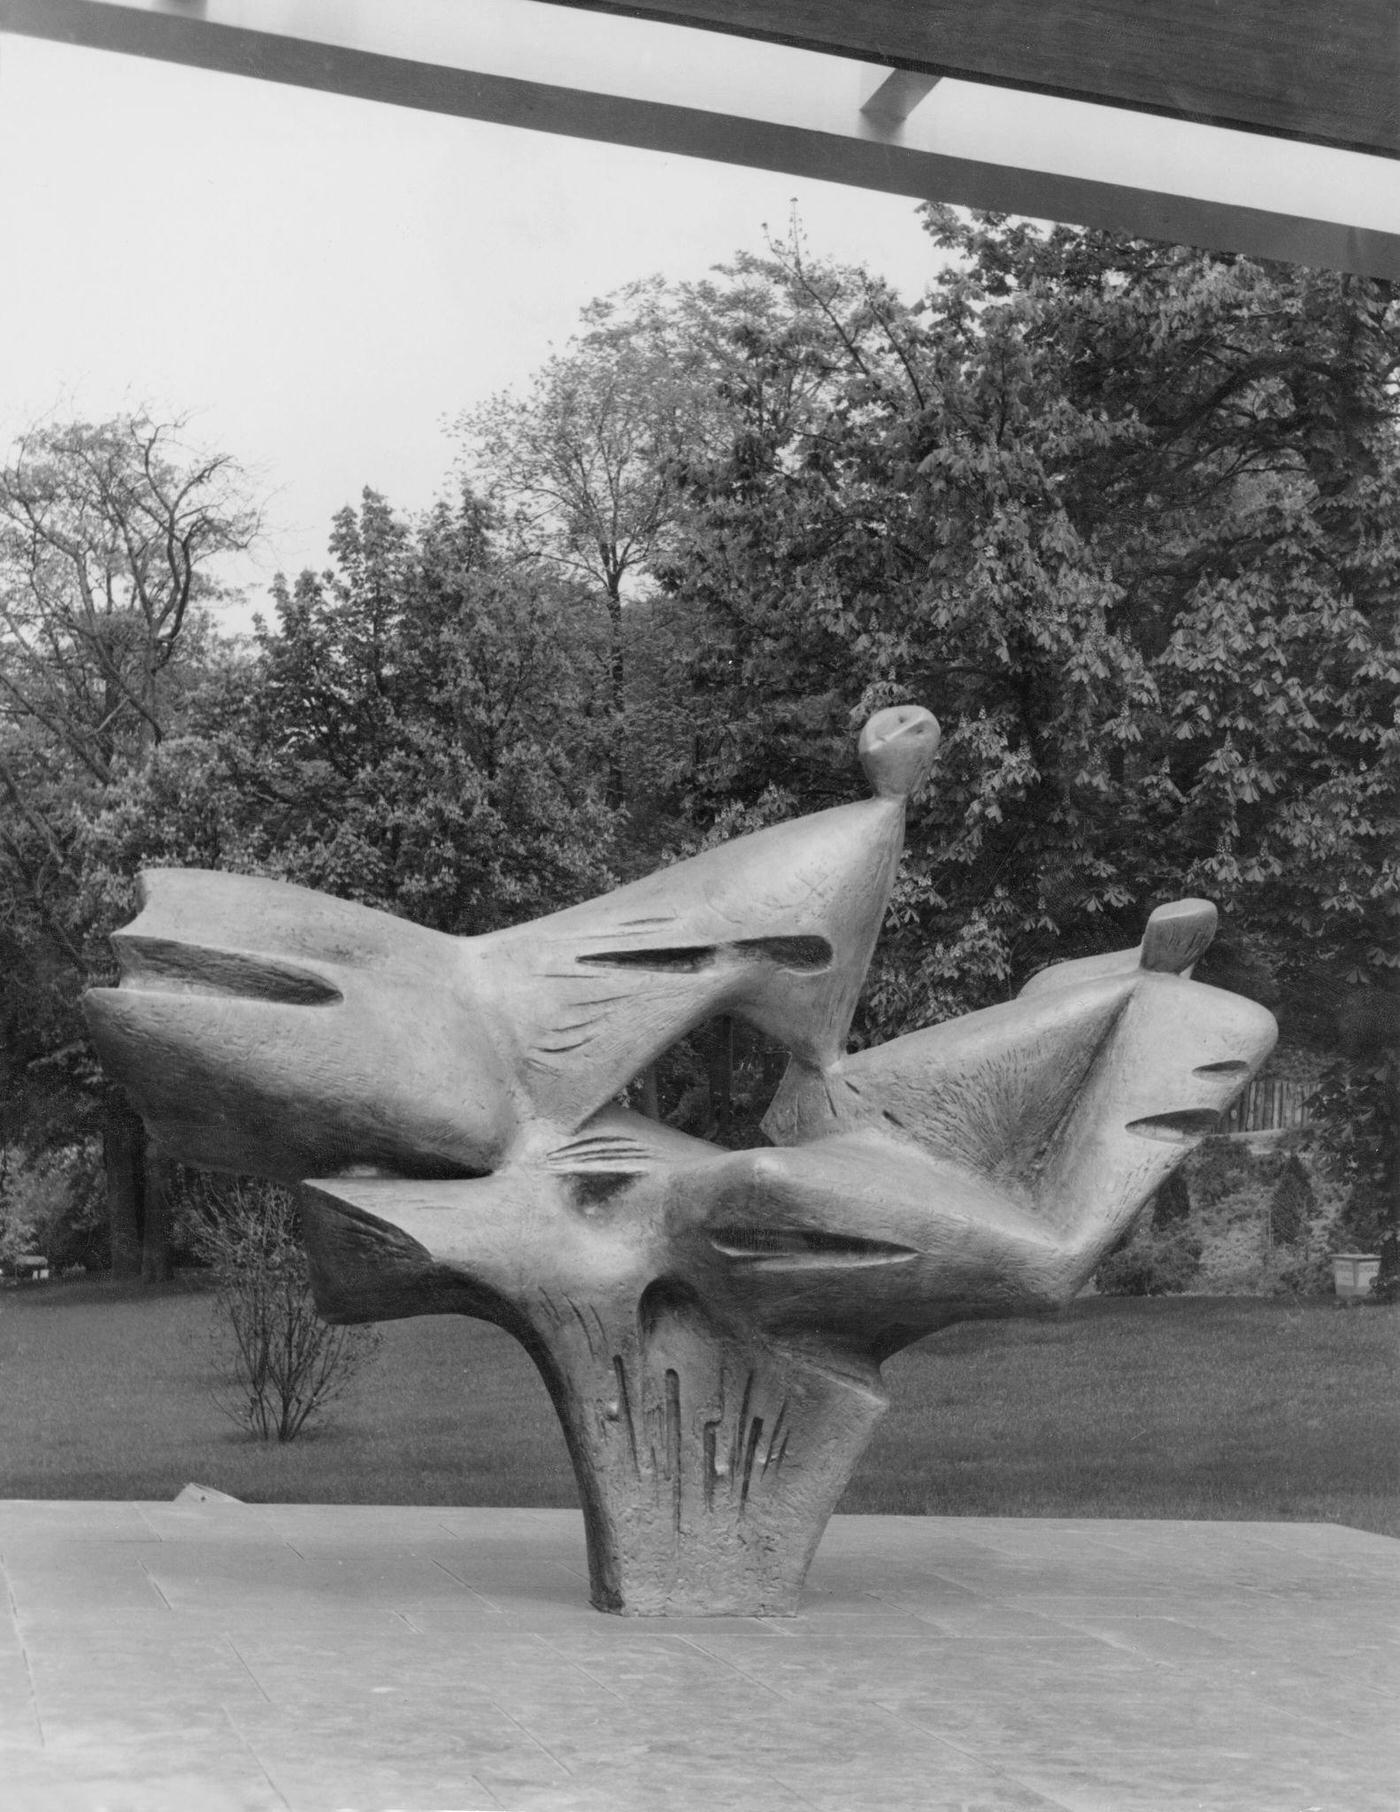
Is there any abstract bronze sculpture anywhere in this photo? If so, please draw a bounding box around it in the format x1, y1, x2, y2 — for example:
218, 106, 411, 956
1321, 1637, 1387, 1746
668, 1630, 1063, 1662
85, 706, 1275, 1614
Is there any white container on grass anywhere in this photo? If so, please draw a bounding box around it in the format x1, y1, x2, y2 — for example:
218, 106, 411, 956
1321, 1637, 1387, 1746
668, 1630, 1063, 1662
1331, 1253, 1380, 1302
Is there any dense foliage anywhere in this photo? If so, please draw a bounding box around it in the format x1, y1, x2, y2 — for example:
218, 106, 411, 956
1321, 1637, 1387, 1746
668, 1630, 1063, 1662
2, 213, 1396, 1279
654, 216, 1400, 1045
94, 488, 621, 930
0, 415, 259, 1276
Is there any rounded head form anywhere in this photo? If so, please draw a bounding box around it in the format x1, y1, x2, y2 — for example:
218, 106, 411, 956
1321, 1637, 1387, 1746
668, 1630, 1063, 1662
858, 705, 940, 799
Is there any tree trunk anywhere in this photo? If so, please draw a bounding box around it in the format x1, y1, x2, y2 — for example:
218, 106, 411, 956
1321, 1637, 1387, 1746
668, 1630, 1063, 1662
606, 582, 625, 807
141, 1140, 174, 1284
103, 1090, 145, 1279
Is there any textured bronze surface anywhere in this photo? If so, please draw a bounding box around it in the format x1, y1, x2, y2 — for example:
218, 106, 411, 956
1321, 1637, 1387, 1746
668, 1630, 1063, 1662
85, 706, 1276, 1614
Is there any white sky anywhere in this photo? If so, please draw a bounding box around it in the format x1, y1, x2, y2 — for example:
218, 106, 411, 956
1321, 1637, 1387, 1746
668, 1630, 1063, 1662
0, 33, 945, 610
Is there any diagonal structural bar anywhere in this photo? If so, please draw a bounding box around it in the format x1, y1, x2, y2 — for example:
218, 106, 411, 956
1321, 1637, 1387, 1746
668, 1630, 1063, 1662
859, 67, 941, 128
1, 0, 1397, 278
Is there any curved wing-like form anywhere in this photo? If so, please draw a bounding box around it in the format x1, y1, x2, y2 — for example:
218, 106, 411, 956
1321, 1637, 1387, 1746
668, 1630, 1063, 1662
301, 901, 1274, 1364
477, 706, 940, 1133
752, 899, 1275, 1345
477, 793, 906, 1134
83, 869, 518, 1180
80, 709, 940, 1175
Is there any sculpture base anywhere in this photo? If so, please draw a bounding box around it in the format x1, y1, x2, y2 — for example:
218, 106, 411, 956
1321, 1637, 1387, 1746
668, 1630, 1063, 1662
299, 1185, 890, 1617
2, 1501, 1392, 1812
527, 1287, 889, 1616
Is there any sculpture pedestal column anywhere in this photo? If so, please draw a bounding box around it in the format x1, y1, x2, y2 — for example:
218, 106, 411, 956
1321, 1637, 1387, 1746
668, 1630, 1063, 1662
297, 1175, 889, 1617
527, 1286, 888, 1615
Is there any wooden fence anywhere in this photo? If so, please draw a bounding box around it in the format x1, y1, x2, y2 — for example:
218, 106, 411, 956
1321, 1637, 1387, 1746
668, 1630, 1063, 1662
1220, 1076, 1316, 1135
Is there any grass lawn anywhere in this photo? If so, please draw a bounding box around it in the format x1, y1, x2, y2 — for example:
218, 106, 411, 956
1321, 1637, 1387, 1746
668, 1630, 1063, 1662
1, 1279, 1395, 1536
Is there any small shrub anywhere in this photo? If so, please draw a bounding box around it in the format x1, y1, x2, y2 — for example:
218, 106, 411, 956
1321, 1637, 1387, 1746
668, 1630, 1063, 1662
1268, 1152, 1316, 1247
0, 1142, 105, 1272
1262, 1152, 1346, 1296
1175, 1140, 1351, 1297
1190, 1137, 1259, 1210
1196, 1220, 1270, 1294
1308, 1055, 1399, 1297
1272, 1240, 1337, 1298
1153, 1167, 1192, 1227
1094, 1205, 1202, 1296
184, 1177, 380, 1441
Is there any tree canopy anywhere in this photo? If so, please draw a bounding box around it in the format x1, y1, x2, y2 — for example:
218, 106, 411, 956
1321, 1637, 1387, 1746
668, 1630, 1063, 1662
0, 414, 259, 1274
654, 215, 1400, 1045
2, 214, 1396, 1276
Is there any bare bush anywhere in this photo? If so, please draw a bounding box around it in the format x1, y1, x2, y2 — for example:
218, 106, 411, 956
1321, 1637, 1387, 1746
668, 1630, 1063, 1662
184, 1177, 380, 1441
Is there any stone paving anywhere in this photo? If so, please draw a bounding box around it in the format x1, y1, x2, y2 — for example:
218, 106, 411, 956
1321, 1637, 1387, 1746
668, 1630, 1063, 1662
0, 1504, 1395, 1812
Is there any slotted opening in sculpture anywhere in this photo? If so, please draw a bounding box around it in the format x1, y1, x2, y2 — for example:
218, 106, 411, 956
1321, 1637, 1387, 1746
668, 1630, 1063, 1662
83, 705, 1276, 1615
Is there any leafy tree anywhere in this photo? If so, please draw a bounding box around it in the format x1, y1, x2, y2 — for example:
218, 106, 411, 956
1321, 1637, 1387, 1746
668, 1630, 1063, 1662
91, 488, 624, 936
456, 244, 872, 802
28, 477, 623, 1286
0, 414, 258, 1278
655, 217, 1400, 1062
457, 290, 697, 797
0, 413, 255, 779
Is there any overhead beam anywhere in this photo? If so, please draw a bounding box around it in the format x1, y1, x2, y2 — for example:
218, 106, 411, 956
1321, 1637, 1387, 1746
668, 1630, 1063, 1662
544, 0, 1400, 161
2, 0, 1396, 280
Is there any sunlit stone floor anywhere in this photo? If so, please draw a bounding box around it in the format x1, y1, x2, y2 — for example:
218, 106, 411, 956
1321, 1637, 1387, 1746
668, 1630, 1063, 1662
0, 1504, 1394, 1812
